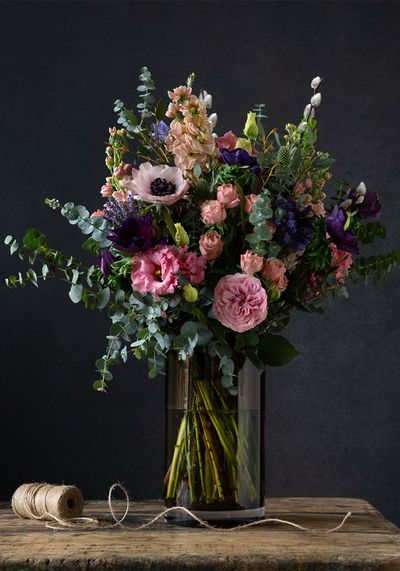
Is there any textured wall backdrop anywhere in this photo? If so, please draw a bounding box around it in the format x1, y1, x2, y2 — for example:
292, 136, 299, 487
1, 1, 399, 524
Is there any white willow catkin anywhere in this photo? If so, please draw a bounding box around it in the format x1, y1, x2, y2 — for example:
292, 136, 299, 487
12, 483, 84, 521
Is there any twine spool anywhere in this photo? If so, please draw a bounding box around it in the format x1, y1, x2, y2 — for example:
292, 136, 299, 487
12, 483, 84, 521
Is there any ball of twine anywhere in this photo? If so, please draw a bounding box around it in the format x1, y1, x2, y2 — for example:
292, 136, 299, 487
12, 483, 84, 521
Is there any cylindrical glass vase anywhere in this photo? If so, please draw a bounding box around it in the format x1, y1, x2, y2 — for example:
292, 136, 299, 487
164, 349, 265, 526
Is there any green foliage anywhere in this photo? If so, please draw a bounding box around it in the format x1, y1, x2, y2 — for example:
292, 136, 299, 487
136, 66, 155, 119
304, 218, 332, 271
246, 190, 273, 255
351, 220, 387, 244
257, 334, 299, 367
350, 251, 400, 283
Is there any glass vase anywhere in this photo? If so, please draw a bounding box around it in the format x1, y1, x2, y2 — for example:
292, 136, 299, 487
164, 348, 265, 526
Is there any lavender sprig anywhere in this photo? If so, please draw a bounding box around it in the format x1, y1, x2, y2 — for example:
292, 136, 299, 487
103, 194, 137, 227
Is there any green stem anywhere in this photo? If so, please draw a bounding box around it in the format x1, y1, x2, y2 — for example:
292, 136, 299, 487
166, 413, 187, 499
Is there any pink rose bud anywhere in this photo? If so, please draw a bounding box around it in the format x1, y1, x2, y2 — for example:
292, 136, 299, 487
200, 200, 227, 225
240, 250, 264, 275
216, 184, 240, 209
261, 257, 288, 292
244, 194, 259, 214
199, 230, 224, 260
266, 221, 276, 236
215, 130, 237, 151
100, 183, 113, 197
91, 209, 105, 217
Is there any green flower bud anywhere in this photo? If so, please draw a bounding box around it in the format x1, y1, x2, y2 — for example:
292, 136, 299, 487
243, 111, 259, 140
235, 137, 253, 155
183, 284, 198, 303
174, 223, 190, 247
267, 283, 281, 302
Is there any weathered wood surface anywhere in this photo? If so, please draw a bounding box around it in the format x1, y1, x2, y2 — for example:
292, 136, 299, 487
0, 497, 399, 570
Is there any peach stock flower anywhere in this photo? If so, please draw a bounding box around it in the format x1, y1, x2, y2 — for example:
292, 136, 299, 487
199, 231, 224, 260
216, 184, 240, 209
329, 243, 353, 283
201, 200, 227, 225
240, 251, 264, 275
212, 274, 268, 333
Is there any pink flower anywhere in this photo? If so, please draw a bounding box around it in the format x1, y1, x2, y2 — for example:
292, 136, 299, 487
91, 209, 105, 217
174, 248, 206, 286
261, 257, 288, 292
244, 194, 259, 214
101, 183, 113, 197
199, 231, 224, 260
212, 274, 268, 333
240, 250, 264, 275
312, 201, 326, 217
215, 131, 237, 151
216, 184, 240, 209
131, 246, 180, 296
126, 163, 189, 205
112, 191, 128, 202
201, 200, 227, 224
329, 243, 353, 283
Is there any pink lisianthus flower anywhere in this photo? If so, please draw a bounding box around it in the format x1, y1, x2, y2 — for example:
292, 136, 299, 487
329, 243, 353, 283
215, 131, 237, 151
240, 250, 264, 275
201, 200, 227, 224
261, 257, 288, 292
199, 230, 224, 260
212, 273, 268, 333
216, 184, 240, 209
131, 245, 180, 296
126, 162, 189, 205
244, 194, 259, 214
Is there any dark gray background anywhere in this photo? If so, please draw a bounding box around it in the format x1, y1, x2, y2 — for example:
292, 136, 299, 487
1, 0, 399, 524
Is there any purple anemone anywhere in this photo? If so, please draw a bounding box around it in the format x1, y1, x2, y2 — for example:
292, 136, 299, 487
219, 148, 260, 175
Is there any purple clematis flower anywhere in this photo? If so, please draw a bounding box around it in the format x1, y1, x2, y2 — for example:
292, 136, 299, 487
348, 188, 382, 219
326, 205, 359, 255
219, 148, 260, 175
151, 120, 170, 141
109, 215, 154, 254
97, 248, 116, 276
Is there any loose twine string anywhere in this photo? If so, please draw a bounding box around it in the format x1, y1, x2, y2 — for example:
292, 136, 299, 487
12, 482, 352, 534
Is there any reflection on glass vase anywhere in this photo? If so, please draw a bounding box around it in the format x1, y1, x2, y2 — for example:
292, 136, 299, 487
164, 348, 265, 526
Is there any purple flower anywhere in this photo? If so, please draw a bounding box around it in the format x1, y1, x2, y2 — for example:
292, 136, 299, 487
109, 215, 154, 254
326, 205, 359, 255
219, 148, 260, 175
348, 188, 382, 219
97, 248, 116, 276
151, 120, 170, 141
273, 197, 314, 251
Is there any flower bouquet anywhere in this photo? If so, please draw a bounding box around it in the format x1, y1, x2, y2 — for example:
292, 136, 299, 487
5, 68, 400, 523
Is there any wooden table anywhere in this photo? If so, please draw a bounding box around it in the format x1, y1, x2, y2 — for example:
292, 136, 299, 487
1, 498, 400, 570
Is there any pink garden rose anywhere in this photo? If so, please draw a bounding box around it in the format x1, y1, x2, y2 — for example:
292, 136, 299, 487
261, 257, 288, 292
329, 243, 353, 283
199, 231, 224, 260
201, 200, 227, 224
216, 184, 240, 209
215, 130, 237, 151
244, 194, 259, 214
131, 245, 180, 295
240, 250, 264, 275
212, 273, 268, 333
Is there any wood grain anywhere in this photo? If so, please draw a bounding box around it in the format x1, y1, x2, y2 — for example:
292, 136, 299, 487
0, 498, 399, 570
